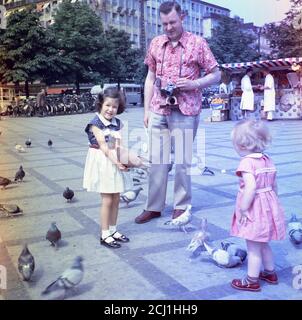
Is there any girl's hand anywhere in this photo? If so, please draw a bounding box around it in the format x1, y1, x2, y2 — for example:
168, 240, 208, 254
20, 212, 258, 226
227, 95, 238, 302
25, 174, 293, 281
117, 163, 128, 172
239, 210, 250, 226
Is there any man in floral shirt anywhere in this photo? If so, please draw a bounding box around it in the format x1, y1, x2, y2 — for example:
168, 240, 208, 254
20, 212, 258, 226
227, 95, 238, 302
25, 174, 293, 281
135, 1, 221, 224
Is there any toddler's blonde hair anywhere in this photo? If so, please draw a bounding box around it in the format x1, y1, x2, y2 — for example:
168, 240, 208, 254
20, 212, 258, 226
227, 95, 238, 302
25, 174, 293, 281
231, 120, 272, 153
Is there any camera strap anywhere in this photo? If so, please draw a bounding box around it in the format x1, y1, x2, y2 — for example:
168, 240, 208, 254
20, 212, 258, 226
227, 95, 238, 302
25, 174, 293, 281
159, 43, 183, 77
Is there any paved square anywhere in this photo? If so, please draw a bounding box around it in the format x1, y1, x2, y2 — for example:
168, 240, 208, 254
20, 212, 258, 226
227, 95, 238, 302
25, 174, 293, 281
0, 109, 302, 300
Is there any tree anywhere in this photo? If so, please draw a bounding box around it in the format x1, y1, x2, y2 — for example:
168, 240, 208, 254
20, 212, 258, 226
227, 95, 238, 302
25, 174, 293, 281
0, 7, 65, 96
263, 0, 302, 58
51, 1, 109, 93
104, 26, 143, 87
207, 15, 259, 64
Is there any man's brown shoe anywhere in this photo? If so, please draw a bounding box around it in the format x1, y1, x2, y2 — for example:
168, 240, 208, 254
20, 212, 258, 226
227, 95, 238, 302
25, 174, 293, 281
172, 209, 185, 219
135, 210, 161, 224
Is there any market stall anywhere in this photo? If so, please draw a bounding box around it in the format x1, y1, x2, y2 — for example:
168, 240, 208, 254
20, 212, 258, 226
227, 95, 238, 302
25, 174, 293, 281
221, 57, 302, 120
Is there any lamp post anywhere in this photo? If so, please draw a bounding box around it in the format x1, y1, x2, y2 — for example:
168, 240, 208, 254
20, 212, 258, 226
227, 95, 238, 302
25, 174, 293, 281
258, 26, 262, 59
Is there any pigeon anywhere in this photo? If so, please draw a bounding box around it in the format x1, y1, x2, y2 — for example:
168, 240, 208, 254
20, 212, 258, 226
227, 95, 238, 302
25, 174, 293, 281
195, 156, 215, 176
120, 187, 143, 205
15, 144, 26, 153
14, 166, 25, 182
164, 205, 192, 233
25, 138, 31, 148
187, 218, 209, 258
0, 176, 14, 189
48, 139, 53, 147
46, 222, 62, 249
288, 214, 302, 245
18, 244, 35, 281
0, 204, 23, 218
41, 256, 84, 298
133, 177, 142, 185
131, 168, 148, 179
202, 167, 215, 176
203, 241, 242, 268
63, 187, 74, 202
221, 241, 247, 262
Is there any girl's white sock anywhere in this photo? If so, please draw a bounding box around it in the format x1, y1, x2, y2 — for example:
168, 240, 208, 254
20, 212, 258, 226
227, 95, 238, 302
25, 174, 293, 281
102, 230, 111, 240
109, 225, 117, 235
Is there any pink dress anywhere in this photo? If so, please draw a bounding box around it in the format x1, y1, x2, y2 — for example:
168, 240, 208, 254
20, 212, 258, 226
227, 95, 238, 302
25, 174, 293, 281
230, 153, 286, 242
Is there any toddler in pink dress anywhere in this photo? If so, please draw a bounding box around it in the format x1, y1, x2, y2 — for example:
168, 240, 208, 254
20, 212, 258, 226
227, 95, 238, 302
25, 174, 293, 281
230, 120, 286, 292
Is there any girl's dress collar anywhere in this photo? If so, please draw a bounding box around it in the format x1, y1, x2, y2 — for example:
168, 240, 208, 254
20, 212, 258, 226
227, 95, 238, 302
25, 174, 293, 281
244, 153, 265, 159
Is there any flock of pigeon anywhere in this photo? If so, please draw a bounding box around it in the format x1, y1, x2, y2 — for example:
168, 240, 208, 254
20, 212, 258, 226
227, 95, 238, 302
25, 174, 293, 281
0, 137, 84, 298
1, 133, 302, 298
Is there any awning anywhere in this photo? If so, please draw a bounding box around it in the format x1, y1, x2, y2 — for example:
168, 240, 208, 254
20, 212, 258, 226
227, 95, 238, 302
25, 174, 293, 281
221, 57, 302, 73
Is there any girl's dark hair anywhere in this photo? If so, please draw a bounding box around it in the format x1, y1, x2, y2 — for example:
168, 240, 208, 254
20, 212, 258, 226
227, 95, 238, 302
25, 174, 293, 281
95, 86, 126, 114
159, 1, 182, 15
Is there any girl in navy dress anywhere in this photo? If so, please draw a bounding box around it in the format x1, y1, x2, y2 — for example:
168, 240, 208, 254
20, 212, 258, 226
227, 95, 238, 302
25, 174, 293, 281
83, 87, 136, 248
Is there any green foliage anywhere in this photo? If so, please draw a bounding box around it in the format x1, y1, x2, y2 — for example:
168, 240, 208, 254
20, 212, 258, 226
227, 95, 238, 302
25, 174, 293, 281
263, 0, 302, 58
207, 15, 259, 64
0, 7, 65, 90
50, 1, 108, 90
104, 26, 144, 85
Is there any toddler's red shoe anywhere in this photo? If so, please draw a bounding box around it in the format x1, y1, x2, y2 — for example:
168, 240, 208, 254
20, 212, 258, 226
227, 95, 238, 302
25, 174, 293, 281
231, 278, 261, 292
259, 271, 278, 284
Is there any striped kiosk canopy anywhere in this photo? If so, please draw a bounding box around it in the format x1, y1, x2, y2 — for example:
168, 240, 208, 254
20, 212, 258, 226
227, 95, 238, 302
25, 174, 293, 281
221, 57, 302, 73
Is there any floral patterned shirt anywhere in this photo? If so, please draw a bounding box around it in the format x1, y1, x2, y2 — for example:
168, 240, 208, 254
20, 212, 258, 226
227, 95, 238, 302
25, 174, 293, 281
144, 31, 218, 115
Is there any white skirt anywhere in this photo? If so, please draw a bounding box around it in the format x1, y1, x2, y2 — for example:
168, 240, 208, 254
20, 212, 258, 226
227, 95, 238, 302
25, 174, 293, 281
83, 148, 133, 193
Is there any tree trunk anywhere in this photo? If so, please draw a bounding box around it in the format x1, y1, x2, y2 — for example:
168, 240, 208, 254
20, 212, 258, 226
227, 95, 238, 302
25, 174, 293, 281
75, 79, 80, 95
25, 80, 29, 98
14, 81, 20, 96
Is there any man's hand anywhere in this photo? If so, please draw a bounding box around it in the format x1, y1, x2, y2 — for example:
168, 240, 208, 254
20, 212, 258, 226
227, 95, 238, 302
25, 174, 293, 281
176, 78, 199, 91
144, 112, 149, 128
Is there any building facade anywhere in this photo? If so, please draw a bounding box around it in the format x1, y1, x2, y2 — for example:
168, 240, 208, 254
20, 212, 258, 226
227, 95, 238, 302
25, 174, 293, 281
1, 0, 231, 49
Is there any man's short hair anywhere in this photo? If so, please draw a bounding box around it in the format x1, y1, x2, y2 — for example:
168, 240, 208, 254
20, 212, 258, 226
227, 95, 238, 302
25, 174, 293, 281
245, 68, 253, 75
159, 1, 182, 15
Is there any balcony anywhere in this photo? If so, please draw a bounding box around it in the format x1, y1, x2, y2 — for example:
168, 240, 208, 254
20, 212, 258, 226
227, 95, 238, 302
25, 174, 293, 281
4, 0, 41, 10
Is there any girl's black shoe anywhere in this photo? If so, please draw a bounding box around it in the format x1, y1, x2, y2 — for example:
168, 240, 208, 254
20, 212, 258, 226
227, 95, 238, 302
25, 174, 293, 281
100, 236, 121, 248
111, 231, 130, 243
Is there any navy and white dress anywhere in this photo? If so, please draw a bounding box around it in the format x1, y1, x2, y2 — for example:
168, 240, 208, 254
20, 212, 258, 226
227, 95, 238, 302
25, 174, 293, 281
83, 113, 133, 193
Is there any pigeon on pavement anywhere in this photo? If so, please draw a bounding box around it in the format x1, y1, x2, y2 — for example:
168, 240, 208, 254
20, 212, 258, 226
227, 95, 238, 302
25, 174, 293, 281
48, 139, 53, 147
0, 177, 16, 189
15, 144, 26, 153
25, 138, 31, 148
288, 214, 302, 245
41, 256, 84, 298
120, 187, 143, 205
14, 166, 25, 182
165, 205, 193, 233
46, 222, 62, 249
221, 241, 247, 262
63, 187, 74, 202
18, 244, 35, 281
0, 204, 23, 218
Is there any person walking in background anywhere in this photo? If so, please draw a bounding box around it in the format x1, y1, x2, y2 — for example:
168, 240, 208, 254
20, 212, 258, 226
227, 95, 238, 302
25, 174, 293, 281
260, 68, 276, 121
36, 88, 46, 117
230, 120, 286, 292
134, 1, 221, 224
240, 68, 255, 119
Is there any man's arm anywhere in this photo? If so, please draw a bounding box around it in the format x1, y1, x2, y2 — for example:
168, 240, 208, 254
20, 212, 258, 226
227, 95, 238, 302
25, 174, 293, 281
176, 66, 221, 91
144, 69, 155, 128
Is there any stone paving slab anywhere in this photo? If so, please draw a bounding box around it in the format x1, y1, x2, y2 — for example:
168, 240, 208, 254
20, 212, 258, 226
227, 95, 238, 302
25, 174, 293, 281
0, 109, 302, 300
